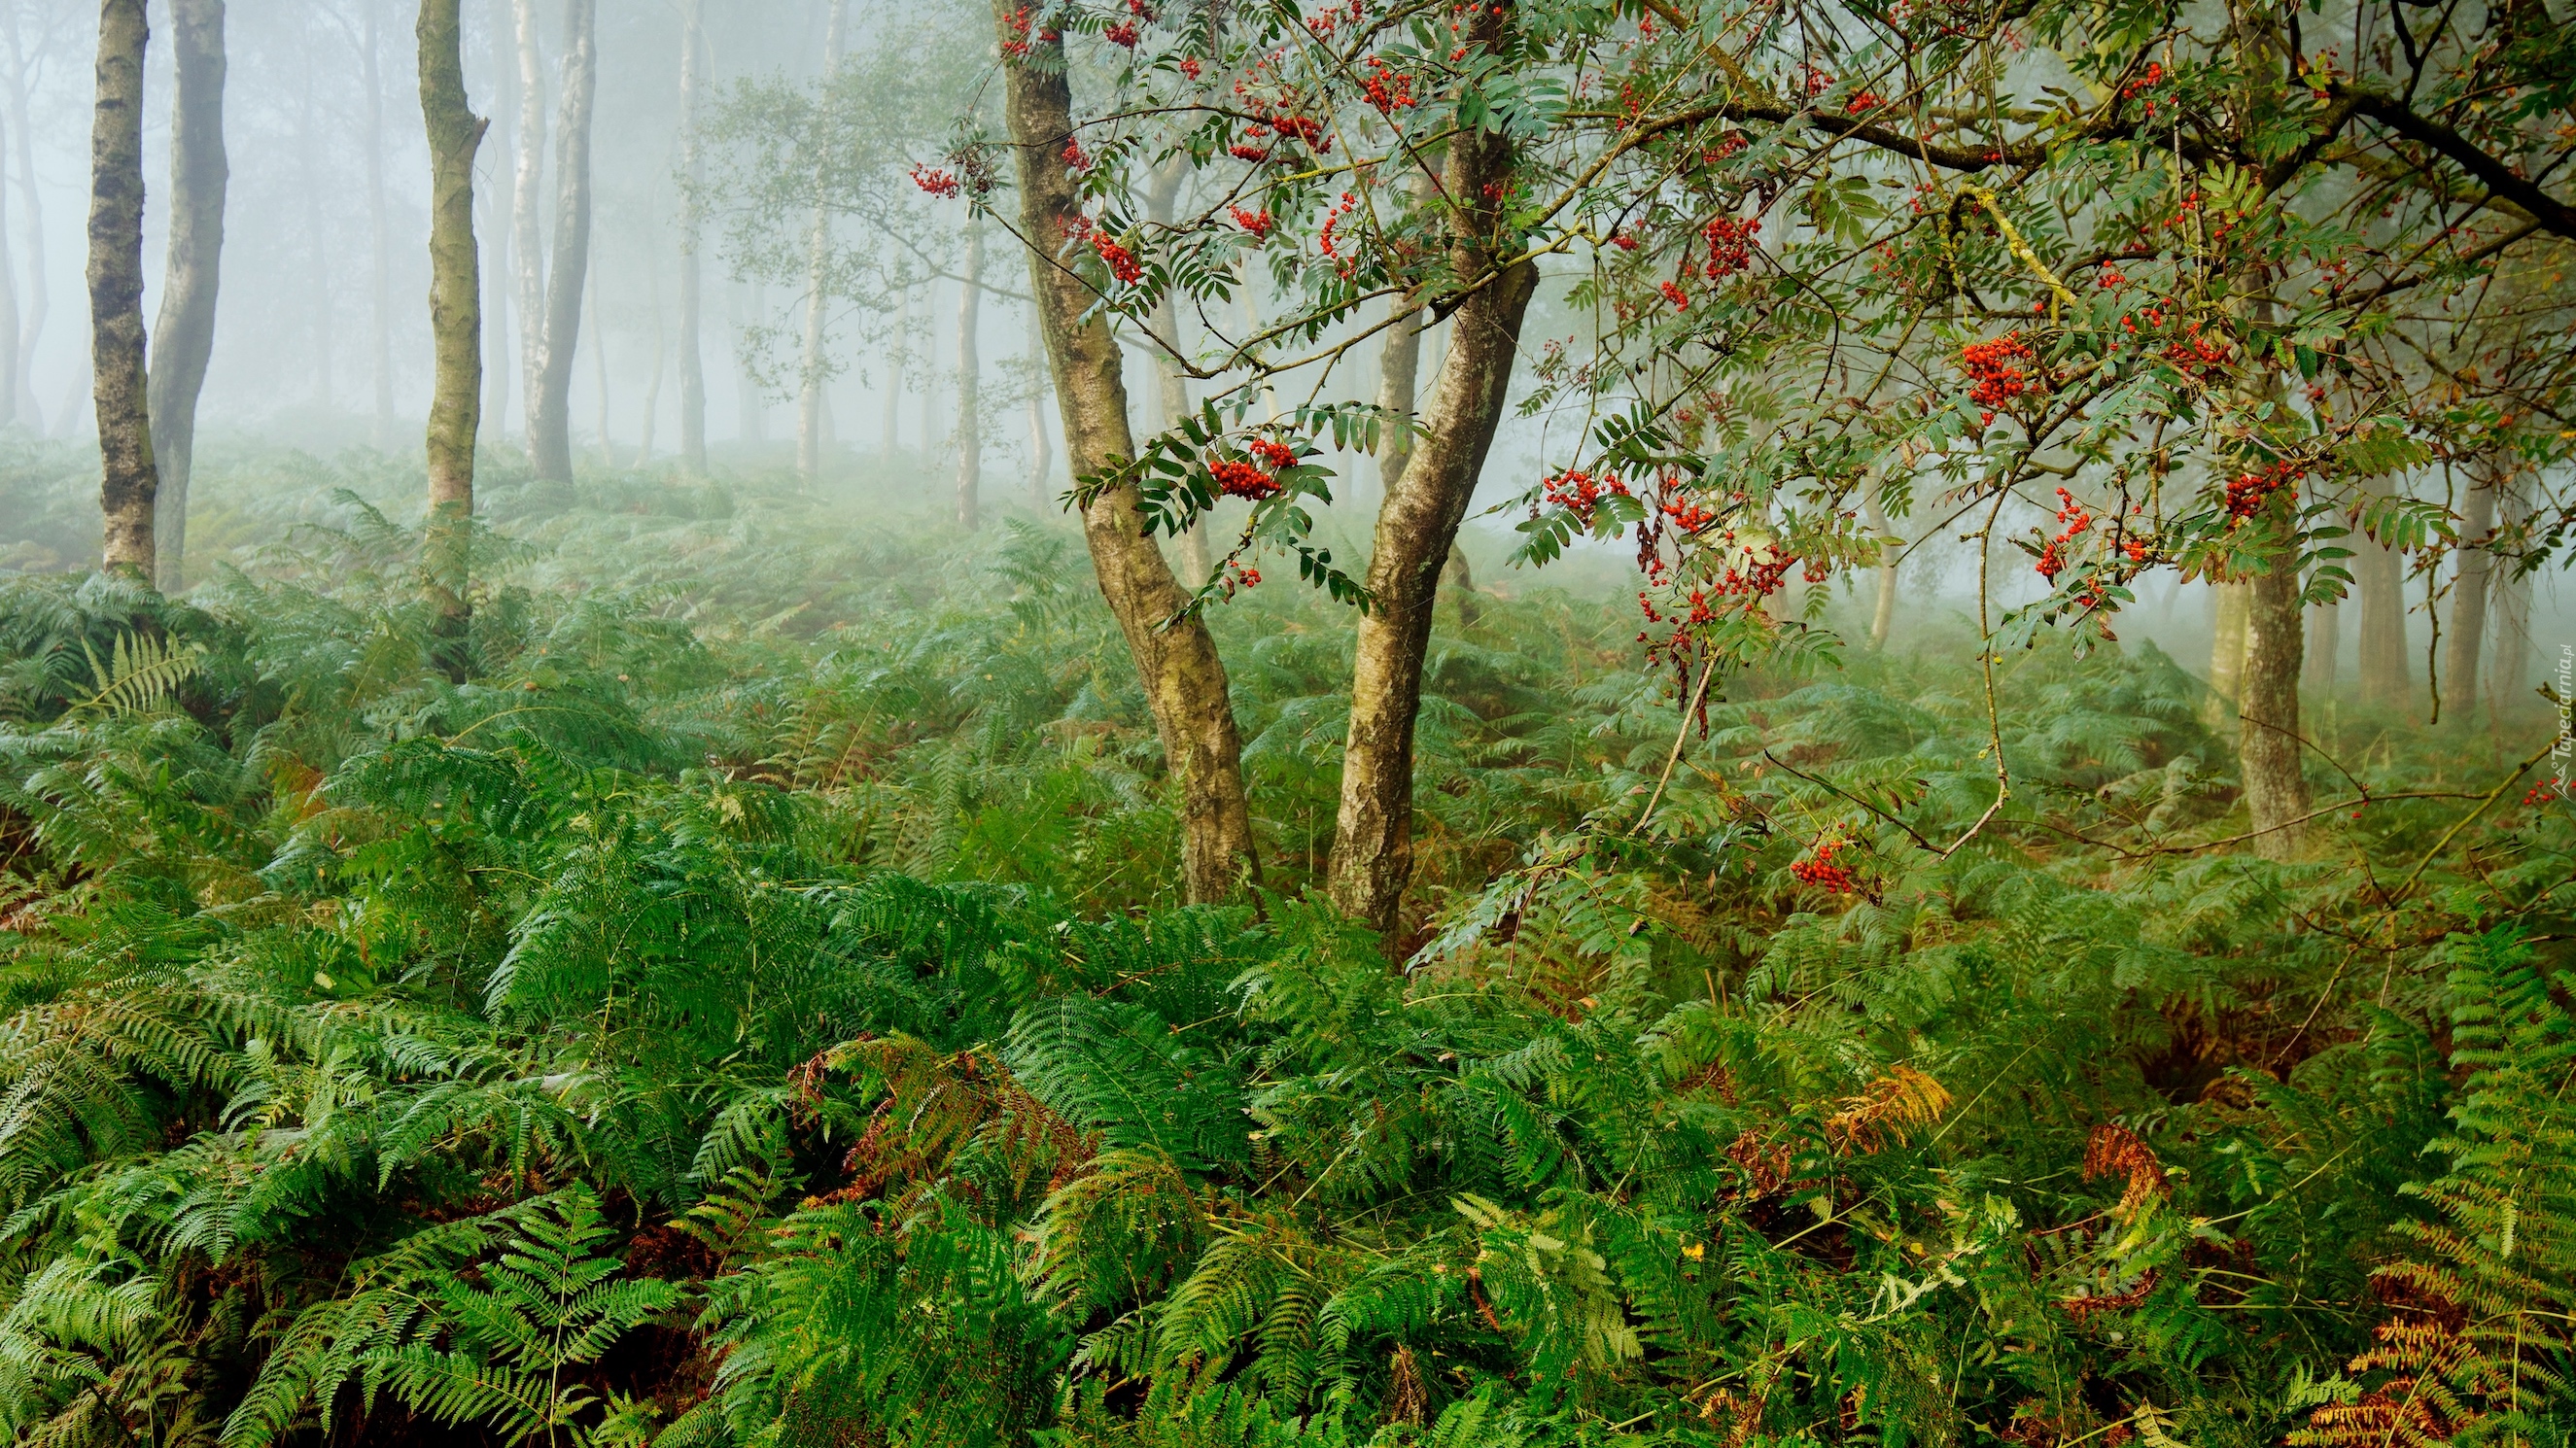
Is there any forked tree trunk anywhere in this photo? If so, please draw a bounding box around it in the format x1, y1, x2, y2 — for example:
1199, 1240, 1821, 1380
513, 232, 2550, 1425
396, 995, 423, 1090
955, 220, 982, 530
1330, 47, 1539, 942
991, 0, 1256, 902
2440, 467, 2497, 726
2242, 560, 2310, 859
509, 0, 543, 453
795, 0, 849, 486
2356, 475, 2409, 708
2203, 580, 2248, 735
675, 0, 707, 472
88, 0, 156, 579
147, 0, 224, 594
419, 0, 484, 672
527, 0, 593, 481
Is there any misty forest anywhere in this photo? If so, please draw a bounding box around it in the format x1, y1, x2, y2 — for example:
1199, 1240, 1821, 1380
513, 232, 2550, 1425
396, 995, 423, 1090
2, 0, 2576, 1443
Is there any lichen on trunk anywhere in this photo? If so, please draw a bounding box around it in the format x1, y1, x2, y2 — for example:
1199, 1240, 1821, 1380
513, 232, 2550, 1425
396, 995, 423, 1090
419, 0, 488, 673
87, 0, 157, 580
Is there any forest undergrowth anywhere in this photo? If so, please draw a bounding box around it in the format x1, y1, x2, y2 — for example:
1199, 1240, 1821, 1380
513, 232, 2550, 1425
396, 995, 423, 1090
1, 452, 2571, 1447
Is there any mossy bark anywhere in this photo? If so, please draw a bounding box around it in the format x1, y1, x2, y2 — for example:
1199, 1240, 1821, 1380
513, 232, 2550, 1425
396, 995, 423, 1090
2242, 561, 2310, 859
1329, 37, 1539, 944
88, 0, 156, 581
147, 0, 225, 594
419, 0, 487, 672
991, 0, 1256, 904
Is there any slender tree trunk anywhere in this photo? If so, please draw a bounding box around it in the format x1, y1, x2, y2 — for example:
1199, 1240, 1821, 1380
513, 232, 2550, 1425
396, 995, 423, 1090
0, 95, 18, 430
992, 0, 1256, 902
361, 0, 395, 449
881, 285, 906, 462
88, 0, 156, 579
2203, 580, 2248, 735
2241, 560, 2309, 858
526, 0, 592, 480
419, 0, 484, 672
795, 0, 849, 486
1330, 53, 1537, 942
675, 0, 707, 472
587, 281, 609, 465
2487, 479, 2531, 723
4, 5, 47, 431
298, 73, 333, 409
2356, 475, 2409, 708
955, 221, 982, 530
1025, 302, 1050, 500
2303, 594, 2338, 694
737, 279, 766, 445
636, 245, 664, 465
146, 0, 223, 594
509, 0, 543, 454
479, 0, 511, 440
1141, 163, 1205, 580
1862, 491, 1898, 647
2440, 466, 2497, 726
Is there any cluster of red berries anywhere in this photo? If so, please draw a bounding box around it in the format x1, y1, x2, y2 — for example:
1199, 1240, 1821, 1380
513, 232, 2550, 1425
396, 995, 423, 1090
2162, 322, 2232, 379
1215, 557, 1263, 597
1660, 497, 1718, 533
1062, 139, 1091, 172
1211, 458, 1281, 500
2037, 487, 2093, 581
1800, 63, 1835, 96
1063, 215, 1142, 285
1104, 18, 1140, 46
1363, 57, 1418, 115
1846, 89, 1884, 113
1248, 437, 1298, 470
2225, 461, 2301, 522
1702, 216, 1758, 278
2120, 60, 2168, 118
998, 6, 1059, 59
1611, 230, 1639, 251
1305, 0, 1365, 35
2524, 782, 2566, 807
1659, 280, 1690, 309
1543, 467, 1631, 522
1318, 191, 1361, 272
1791, 834, 1858, 892
909, 165, 960, 198
1229, 205, 1274, 237
1961, 331, 2036, 423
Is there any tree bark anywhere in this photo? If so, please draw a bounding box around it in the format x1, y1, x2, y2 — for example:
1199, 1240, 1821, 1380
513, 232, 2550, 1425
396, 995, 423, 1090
148, 0, 224, 594
4, 5, 47, 431
675, 0, 707, 472
1863, 490, 1898, 648
2303, 594, 2338, 694
361, 0, 395, 449
955, 220, 982, 530
2439, 466, 2497, 726
795, 0, 849, 486
419, 0, 484, 672
2241, 560, 2310, 859
881, 285, 906, 462
737, 279, 767, 445
1329, 57, 1538, 942
88, 0, 156, 579
991, 0, 1256, 903
2355, 475, 2409, 708
509, 0, 543, 457
1025, 302, 1050, 500
2203, 580, 2248, 735
2487, 479, 2531, 722
526, 0, 593, 481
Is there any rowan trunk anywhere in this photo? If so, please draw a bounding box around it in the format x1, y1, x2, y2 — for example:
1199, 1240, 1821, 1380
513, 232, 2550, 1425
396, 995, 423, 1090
361, 0, 395, 449
1330, 62, 1538, 942
509, 0, 543, 454
2440, 469, 2496, 726
526, 0, 593, 481
2241, 561, 2310, 859
147, 0, 224, 594
419, 0, 484, 672
88, 0, 156, 580
2203, 581, 2248, 736
674, 0, 707, 472
2356, 476, 2409, 708
955, 222, 983, 531
992, 0, 1256, 902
